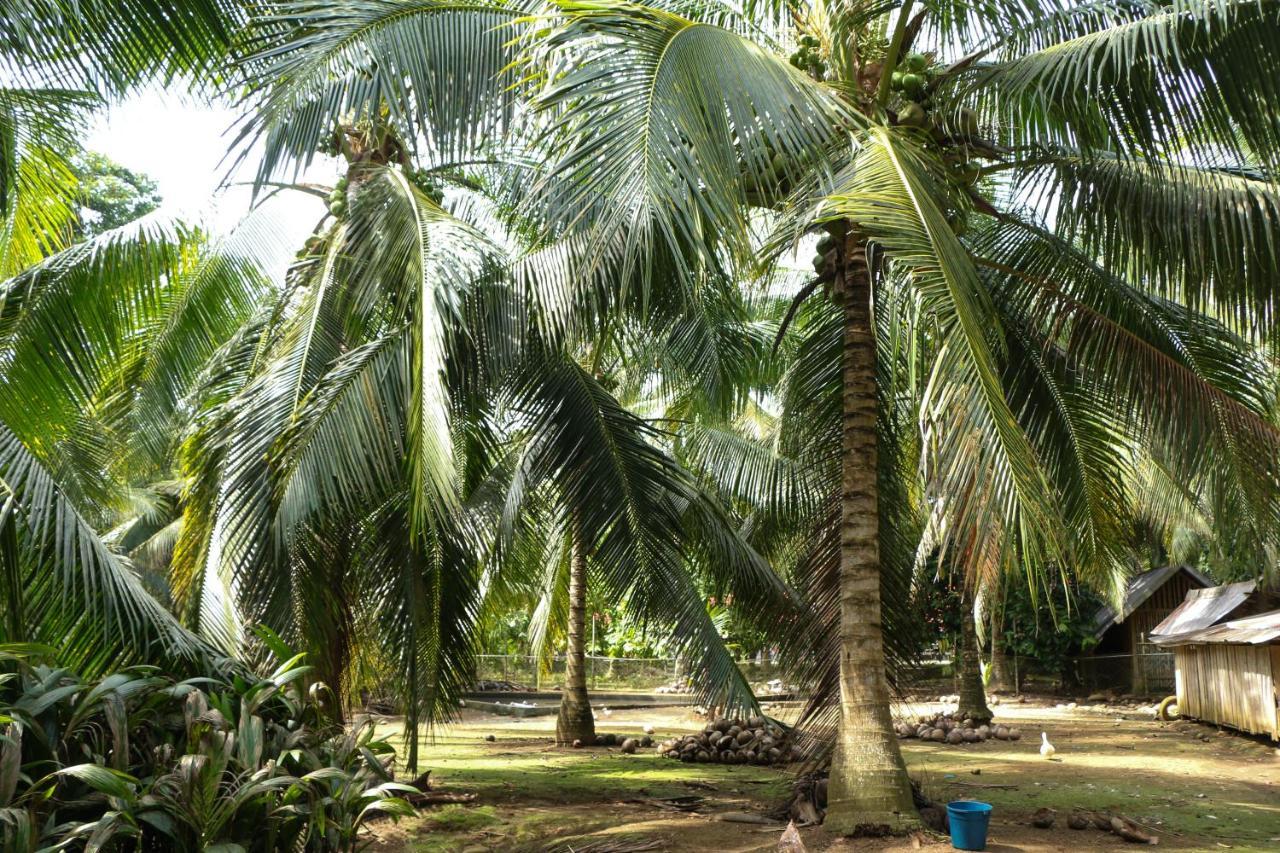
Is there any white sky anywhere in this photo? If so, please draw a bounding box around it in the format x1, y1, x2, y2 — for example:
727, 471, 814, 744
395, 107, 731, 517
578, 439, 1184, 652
85, 90, 327, 241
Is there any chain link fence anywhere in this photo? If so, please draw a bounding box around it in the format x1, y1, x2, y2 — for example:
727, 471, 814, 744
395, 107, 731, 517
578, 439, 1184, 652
474, 654, 789, 693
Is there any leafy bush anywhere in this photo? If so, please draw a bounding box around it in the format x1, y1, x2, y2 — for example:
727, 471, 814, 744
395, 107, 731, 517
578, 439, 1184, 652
0, 643, 414, 851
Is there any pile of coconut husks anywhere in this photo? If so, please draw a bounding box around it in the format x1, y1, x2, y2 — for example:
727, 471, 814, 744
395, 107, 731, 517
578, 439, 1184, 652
894, 711, 1023, 745
657, 715, 795, 765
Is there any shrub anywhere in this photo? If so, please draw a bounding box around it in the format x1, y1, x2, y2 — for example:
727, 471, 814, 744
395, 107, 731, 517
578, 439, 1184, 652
0, 643, 414, 851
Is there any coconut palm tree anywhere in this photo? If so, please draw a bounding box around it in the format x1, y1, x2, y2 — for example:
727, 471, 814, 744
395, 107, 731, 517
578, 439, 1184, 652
175, 88, 800, 769
0, 0, 273, 670
506, 0, 1280, 832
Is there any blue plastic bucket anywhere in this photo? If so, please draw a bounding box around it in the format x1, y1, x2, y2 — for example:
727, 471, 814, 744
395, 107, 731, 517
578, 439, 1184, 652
946, 800, 992, 851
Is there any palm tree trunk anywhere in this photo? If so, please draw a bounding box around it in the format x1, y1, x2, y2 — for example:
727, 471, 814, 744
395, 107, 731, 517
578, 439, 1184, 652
956, 591, 993, 723
987, 602, 1014, 694
556, 512, 596, 745
0, 500, 22, 642
825, 233, 918, 834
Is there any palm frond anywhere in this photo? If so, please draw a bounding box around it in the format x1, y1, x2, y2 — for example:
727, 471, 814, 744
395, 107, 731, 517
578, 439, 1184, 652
1015, 151, 1280, 330
961, 0, 1280, 165
504, 355, 763, 711
234, 0, 525, 184
0, 422, 207, 671
530, 0, 853, 287
0, 0, 241, 95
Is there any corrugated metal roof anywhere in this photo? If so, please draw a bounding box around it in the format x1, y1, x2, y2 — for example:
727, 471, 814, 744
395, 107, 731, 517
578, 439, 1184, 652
1152, 608, 1280, 646
1091, 565, 1213, 640
1149, 581, 1257, 645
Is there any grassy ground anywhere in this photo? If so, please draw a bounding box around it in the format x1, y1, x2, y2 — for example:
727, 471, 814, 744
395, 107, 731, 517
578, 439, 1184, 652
363, 699, 1280, 852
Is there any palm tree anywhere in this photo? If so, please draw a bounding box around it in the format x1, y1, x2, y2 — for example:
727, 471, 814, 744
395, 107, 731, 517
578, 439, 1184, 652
0, 0, 269, 671
174, 82, 799, 767
503, 0, 1280, 832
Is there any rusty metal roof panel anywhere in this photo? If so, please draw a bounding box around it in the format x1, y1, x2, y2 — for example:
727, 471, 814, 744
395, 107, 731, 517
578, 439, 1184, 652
1153, 608, 1280, 646
1149, 581, 1258, 644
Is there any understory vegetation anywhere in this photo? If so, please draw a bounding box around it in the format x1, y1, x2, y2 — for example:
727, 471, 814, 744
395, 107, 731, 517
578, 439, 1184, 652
0, 642, 413, 850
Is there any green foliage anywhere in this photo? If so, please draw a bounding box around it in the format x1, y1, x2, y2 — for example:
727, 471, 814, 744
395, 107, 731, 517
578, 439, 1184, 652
999, 579, 1104, 684
0, 644, 414, 851
72, 151, 163, 238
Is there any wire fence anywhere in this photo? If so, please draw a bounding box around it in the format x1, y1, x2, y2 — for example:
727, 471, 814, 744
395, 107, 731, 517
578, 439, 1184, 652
473, 654, 790, 693
1071, 650, 1176, 695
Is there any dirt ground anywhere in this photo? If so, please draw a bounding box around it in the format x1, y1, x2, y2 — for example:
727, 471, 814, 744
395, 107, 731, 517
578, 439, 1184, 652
364, 697, 1280, 852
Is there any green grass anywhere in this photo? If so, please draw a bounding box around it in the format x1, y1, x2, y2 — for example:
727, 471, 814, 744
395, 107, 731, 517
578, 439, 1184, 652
418, 805, 500, 832
378, 722, 792, 851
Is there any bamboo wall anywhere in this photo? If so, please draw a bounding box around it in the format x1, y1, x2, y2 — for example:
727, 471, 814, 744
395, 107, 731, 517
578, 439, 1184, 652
1173, 644, 1280, 740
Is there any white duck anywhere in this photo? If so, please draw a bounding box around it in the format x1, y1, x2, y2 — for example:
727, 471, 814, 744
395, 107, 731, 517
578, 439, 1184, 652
643, 724, 655, 735
1040, 731, 1056, 759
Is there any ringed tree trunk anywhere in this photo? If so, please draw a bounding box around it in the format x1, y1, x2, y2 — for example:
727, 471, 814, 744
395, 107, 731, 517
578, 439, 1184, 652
825, 232, 919, 834
556, 513, 596, 745
956, 590, 994, 724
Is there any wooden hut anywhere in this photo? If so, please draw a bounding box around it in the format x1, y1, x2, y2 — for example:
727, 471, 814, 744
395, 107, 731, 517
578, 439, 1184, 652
1091, 565, 1211, 654
1151, 584, 1280, 741
1087, 565, 1210, 692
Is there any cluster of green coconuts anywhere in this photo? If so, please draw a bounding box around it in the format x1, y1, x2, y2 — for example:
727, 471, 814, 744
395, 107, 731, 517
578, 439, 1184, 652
788, 33, 826, 78
407, 167, 446, 205
890, 51, 932, 100
813, 232, 837, 274
327, 175, 350, 219
891, 53, 985, 191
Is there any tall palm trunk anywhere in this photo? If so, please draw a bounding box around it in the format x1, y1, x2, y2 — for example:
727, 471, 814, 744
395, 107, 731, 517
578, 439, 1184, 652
556, 512, 596, 745
956, 589, 993, 723
0, 500, 21, 642
825, 233, 918, 834
987, 596, 1015, 694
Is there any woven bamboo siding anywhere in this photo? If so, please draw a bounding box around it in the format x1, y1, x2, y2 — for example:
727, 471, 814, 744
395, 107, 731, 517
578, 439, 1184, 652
1174, 644, 1280, 740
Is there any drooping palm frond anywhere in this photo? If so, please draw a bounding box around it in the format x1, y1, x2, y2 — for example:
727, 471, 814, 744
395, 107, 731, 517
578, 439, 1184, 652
975, 217, 1280, 541
233, 0, 527, 185
359, 498, 486, 769
1012, 152, 1280, 331
496, 353, 784, 712
528, 0, 854, 285
129, 206, 296, 461
958, 0, 1280, 165
0, 218, 210, 511
0, 86, 89, 260
0, 0, 242, 94
0, 422, 208, 671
